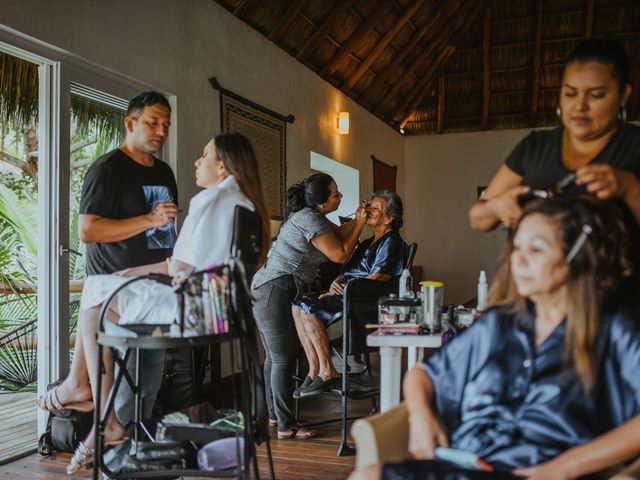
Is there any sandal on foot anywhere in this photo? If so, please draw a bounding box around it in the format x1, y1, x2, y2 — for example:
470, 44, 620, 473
67, 437, 129, 474
36, 387, 93, 414
293, 376, 313, 399
277, 424, 316, 440
66, 441, 94, 474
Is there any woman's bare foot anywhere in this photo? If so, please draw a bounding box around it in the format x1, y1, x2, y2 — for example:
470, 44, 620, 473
54, 378, 92, 405
83, 414, 128, 449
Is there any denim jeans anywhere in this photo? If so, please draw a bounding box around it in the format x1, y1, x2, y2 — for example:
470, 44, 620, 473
113, 349, 165, 426
252, 275, 298, 431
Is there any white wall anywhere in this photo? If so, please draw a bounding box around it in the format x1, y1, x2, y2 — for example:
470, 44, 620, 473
1, 0, 403, 212
404, 129, 531, 304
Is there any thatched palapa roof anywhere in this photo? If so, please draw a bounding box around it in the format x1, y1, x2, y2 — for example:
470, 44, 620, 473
0, 52, 124, 140
215, 0, 640, 135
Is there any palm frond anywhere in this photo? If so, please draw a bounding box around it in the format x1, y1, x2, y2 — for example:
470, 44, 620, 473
0, 184, 37, 259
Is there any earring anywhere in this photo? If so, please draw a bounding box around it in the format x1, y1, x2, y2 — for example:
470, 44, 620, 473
556, 106, 562, 120
619, 106, 627, 123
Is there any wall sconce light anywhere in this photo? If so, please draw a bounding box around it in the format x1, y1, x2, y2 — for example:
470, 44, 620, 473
337, 112, 350, 134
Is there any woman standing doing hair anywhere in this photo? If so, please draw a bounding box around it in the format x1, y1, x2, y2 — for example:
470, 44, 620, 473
252, 172, 367, 440
468, 36, 640, 304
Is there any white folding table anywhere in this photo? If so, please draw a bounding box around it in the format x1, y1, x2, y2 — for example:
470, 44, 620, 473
366, 332, 442, 412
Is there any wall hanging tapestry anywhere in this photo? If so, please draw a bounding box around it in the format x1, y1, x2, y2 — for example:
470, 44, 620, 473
372, 155, 397, 193
210, 77, 294, 217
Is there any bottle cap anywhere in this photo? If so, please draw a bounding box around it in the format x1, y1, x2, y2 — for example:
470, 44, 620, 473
421, 280, 444, 287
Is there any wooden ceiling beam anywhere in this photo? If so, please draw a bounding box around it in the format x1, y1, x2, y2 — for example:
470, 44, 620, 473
529, 0, 543, 126
268, 0, 306, 42
481, 5, 491, 130
296, 0, 353, 62
455, 29, 640, 52
437, 74, 446, 133
373, 0, 472, 115
359, 3, 451, 106
233, 0, 251, 16
585, 0, 594, 38
397, 1, 487, 128
345, 0, 424, 90
319, 1, 395, 78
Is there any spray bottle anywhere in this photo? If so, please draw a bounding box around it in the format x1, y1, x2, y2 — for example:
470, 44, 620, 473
477, 270, 488, 311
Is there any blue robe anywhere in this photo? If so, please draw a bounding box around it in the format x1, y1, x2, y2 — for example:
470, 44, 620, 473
295, 230, 405, 322
383, 305, 640, 479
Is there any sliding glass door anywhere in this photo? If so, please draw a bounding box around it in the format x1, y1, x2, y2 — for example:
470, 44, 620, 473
0, 29, 149, 443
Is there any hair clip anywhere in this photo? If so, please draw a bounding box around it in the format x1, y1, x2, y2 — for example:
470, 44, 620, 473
565, 224, 593, 263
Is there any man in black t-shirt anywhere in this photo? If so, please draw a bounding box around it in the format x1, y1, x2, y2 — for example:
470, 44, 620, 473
79, 93, 178, 275
73, 92, 178, 454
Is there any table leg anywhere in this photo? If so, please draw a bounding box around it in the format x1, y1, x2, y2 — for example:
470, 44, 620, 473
407, 346, 418, 369
379, 346, 402, 412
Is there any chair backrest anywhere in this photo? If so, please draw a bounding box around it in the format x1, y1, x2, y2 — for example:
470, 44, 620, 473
342, 278, 399, 355
230, 205, 263, 283
403, 242, 417, 270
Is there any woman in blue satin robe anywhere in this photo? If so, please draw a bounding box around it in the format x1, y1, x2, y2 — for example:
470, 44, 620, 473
292, 191, 406, 397
351, 196, 640, 480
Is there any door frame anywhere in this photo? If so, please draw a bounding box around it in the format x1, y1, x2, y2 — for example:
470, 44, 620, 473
0, 25, 174, 433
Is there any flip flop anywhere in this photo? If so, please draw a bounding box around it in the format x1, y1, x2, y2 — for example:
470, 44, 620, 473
277, 424, 317, 440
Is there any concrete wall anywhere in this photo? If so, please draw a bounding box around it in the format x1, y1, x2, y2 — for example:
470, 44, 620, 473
404, 129, 531, 304
1, 0, 404, 211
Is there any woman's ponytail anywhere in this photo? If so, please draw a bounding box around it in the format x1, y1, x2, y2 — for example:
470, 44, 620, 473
285, 173, 334, 218
286, 182, 307, 217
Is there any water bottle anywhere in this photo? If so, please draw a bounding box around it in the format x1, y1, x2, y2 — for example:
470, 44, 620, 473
477, 270, 488, 311
399, 268, 413, 298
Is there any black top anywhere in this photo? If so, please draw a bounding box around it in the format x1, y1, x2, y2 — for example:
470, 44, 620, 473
79, 149, 178, 275
505, 124, 640, 188
504, 123, 640, 304
423, 305, 640, 470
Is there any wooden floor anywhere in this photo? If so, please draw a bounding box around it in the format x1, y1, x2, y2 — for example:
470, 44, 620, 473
0, 392, 37, 464
0, 394, 374, 479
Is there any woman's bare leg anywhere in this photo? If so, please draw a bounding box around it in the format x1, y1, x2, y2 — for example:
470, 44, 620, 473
301, 313, 339, 380
292, 306, 320, 379
79, 305, 126, 447
51, 312, 93, 404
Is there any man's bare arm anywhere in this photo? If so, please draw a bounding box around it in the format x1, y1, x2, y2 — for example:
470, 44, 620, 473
78, 202, 177, 243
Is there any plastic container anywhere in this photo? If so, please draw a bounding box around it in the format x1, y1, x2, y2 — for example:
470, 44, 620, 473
197, 436, 244, 471
421, 281, 445, 333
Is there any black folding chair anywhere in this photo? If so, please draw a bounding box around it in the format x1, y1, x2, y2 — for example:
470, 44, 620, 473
296, 242, 418, 455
